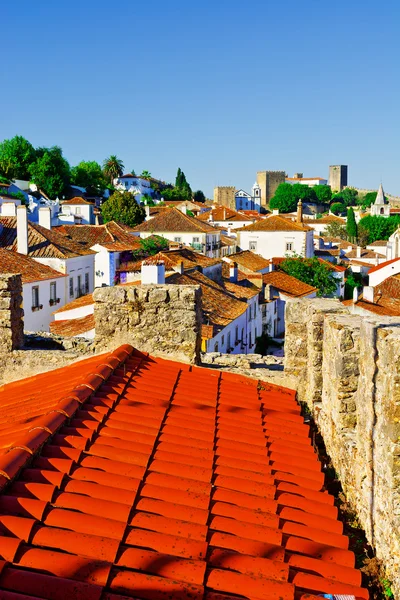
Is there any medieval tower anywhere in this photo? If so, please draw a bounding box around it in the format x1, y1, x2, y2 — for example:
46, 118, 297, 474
256, 171, 285, 209
328, 165, 348, 192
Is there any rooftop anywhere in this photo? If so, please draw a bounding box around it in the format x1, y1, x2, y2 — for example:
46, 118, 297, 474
225, 251, 271, 273
49, 313, 95, 337
368, 257, 400, 274
0, 218, 96, 259
53, 293, 94, 314
0, 249, 67, 284
304, 215, 345, 225
118, 248, 221, 273
61, 197, 94, 206
0, 344, 367, 599
238, 215, 312, 233
54, 222, 141, 251
197, 207, 252, 223
263, 271, 318, 298
133, 208, 220, 234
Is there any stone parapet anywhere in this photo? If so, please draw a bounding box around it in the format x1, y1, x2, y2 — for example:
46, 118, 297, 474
93, 284, 202, 364
284, 298, 400, 597
0, 274, 24, 352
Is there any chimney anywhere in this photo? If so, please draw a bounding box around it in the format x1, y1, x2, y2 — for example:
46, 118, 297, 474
356, 246, 361, 258
353, 286, 360, 304
264, 283, 273, 302
296, 199, 303, 223
141, 260, 165, 284
145, 205, 150, 219
272, 209, 279, 216
363, 285, 374, 303
223, 207, 226, 220
269, 258, 274, 272
208, 210, 214, 222
1, 202, 16, 216
17, 205, 28, 255
229, 262, 238, 283
227, 226, 232, 236
38, 207, 52, 230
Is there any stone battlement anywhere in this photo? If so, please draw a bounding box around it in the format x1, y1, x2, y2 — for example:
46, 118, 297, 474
285, 298, 400, 597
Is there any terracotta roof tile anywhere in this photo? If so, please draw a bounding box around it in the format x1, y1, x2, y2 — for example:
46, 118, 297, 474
197, 207, 252, 222
368, 257, 400, 274
345, 249, 385, 259
304, 215, 345, 225
49, 313, 95, 337
0, 249, 67, 284
367, 239, 388, 246
263, 271, 317, 297
119, 248, 221, 273
0, 217, 96, 258
133, 208, 218, 233
225, 251, 270, 272
53, 293, 94, 314
54, 221, 141, 251
0, 345, 368, 599
61, 197, 94, 205
238, 215, 312, 232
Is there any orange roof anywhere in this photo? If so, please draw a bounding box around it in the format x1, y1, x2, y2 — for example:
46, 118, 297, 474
197, 207, 252, 222
54, 221, 141, 251
263, 271, 317, 297
368, 257, 400, 274
226, 251, 271, 273
0, 344, 368, 599
304, 215, 345, 225
0, 249, 67, 284
50, 313, 95, 337
53, 293, 94, 314
61, 197, 94, 205
238, 215, 312, 232
134, 208, 217, 234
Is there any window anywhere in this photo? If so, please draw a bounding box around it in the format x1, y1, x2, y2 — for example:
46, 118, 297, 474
214, 342, 219, 352
227, 332, 231, 351
235, 326, 239, 343
249, 332, 252, 348
248, 308, 251, 322
76, 207, 81, 215
174, 237, 182, 243
32, 286, 39, 309
253, 302, 257, 319
286, 242, 293, 252
221, 335, 225, 346
85, 273, 89, 294
69, 277, 74, 298
77, 275, 82, 297
193, 237, 200, 243
50, 282, 57, 302
249, 241, 257, 251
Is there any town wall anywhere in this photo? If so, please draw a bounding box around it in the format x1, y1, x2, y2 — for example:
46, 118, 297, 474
0, 274, 24, 353
285, 298, 400, 598
93, 284, 202, 364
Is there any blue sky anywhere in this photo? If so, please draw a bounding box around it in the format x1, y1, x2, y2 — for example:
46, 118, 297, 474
2, 0, 399, 197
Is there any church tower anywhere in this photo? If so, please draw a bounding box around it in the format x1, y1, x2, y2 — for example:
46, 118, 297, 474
251, 182, 261, 212
370, 184, 390, 218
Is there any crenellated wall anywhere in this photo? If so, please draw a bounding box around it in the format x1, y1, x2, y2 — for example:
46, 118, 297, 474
285, 298, 400, 598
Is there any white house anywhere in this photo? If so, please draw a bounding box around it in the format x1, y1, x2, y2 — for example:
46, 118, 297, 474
367, 258, 400, 287
285, 175, 328, 186
0, 206, 96, 305
58, 198, 95, 225
114, 174, 159, 203
386, 227, 400, 260
133, 208, 222, 258
0, 248, 67, 332
237, 210, 314, 260
50, 293, 95, 339
197, 206, 255, 230
304, 214, 346, 237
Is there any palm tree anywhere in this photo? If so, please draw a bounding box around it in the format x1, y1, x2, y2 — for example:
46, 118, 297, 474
140, 170, 152, 179
103, 155, 124, 184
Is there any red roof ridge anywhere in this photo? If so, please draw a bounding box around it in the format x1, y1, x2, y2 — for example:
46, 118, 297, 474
368, 257, 400, 273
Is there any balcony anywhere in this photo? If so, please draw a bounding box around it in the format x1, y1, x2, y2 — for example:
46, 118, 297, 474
190, 243, 203, 251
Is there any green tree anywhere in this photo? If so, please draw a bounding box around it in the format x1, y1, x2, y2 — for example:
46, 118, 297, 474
280, 257, 338, 297
291, 183, 317, 203
323, 221, 347, 239
193, 190, 206, 203
175, 168, 183, 188
103, 155, 124, 184
0, 136, 36, 180
269, 183, 297, 212
332, 187, 358, 207
314, 185, 332, 204
346, 207, 357, 242
330, 202, 345, 215
357, 191, 377, 209
162, 187, 192, 202
140, 170, 152, 178
358, 215, 400, 243
71, 160, 106, 196
139, 235, 169, 255
101, 190, 145, 227
28, 146, 71, 198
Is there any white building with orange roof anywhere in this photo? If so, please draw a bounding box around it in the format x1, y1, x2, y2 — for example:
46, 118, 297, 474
58, 197, 95, 224
51, 293, 95, 339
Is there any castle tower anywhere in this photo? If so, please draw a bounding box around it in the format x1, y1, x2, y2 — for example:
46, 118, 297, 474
214, 186, 236, 210
328, 165, 348, 192
256, 171, 285, 209
251, 182, 261, 212
370, 183, 390, 218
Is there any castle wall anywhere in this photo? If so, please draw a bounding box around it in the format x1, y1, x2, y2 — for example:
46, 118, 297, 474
285, 298, 400, 598
256, 171, 285, 207
213, 186, 236, 209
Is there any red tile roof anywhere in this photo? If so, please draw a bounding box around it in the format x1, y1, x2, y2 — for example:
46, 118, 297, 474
133, 208, 218, 233
197, 207, 252, 223
263, 271, 317, 297
54, 222, 141, 251
53, 293, 94, 314
368, 257, 400, 274
0, 345, 368, 599
50, 313, 95, 337
225, 251, 271, 272
0, 218, 96, 258
238, 215, 312, 232
61, 197, 94, 206
0, 249, 67, 284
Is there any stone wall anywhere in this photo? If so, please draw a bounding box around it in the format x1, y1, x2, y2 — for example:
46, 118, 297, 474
285, 298, 400, 597
93, 284, 202, 364
0, 274, 23, 353
256, 171, 285, 207
213, 186, 236, 210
